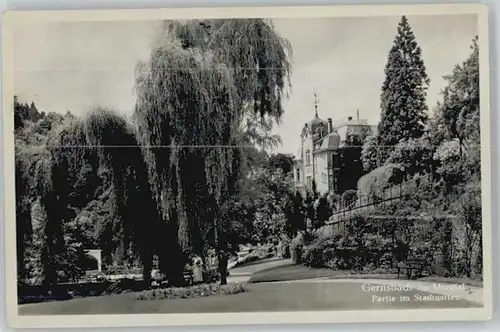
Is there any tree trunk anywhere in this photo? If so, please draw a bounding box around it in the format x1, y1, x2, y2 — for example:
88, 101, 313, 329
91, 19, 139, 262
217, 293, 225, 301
218, 252, 228, 285
158, 244, 186, 287
142, 256, 153, 289
465, 229, 472, 278
477, 232, 483, 275
442, 220, 453, 275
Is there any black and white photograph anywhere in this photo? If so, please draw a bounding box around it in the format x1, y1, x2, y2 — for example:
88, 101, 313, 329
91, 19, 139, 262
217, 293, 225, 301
2, 3, 492, 328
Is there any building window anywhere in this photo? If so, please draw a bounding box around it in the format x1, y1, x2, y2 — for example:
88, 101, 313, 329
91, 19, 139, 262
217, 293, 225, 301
296, 168, 301, 182
305, 150, 311, 166
307, 177, 312, 188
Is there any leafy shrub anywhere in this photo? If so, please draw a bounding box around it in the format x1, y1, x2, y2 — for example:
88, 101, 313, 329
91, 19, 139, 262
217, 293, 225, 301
387, 135, 434, 177
326, 193, 341, 211
277, 236, 291, 258
341, 189, 358, 208
361, 134, 379, 172
453, 180, 482, 277
302, 213, 442, 272
290, 233, 305, 264
302, 234, 344, 268
357, 163, 404, 201
202, 268, 220, 283
312, 225, 335, 239
136, 283, 246, 300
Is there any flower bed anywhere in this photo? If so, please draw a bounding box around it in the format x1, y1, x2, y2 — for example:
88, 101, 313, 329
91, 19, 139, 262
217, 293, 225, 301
135, 283, 247, 300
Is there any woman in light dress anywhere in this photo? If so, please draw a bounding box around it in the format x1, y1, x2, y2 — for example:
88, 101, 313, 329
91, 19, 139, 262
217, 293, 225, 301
192, 256, 204, 283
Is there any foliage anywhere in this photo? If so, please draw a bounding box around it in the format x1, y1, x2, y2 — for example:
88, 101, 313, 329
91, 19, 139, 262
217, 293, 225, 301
378, 16, 430, 157
14, 98, 73, 285
14, 96, 45, 130
332, 135, 365, 194
134, 19, 292, 285
304, 190, 317, 231
361, 134, 380, 172
302, 234, 344, 269
453, 179, 482, 277
266, 153, 295, 175
15, 105, 164, 286
326, 193, 341, 211
434, 36, 480, 151
177, 19, 292, 119
301, 213, 458, 275
16, 19, 483, 289
248, 168, 294, 245
313, 194, 331, 230
341, 189, 357, 208
431, 37, 481, 195
220, 196, 256, 251
135, 282, 246, 300
387, 134, 435, 178
23, 199, 48, 285
433, 140, 470, 193
290, 233, 305, 264
238, 110, 282, 150
357, 163, 404, 201
297, 22, 480, 282
284, 190, 306, 237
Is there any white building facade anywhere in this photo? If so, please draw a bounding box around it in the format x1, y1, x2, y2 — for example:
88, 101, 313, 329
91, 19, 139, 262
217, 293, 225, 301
293, 104, 376, 196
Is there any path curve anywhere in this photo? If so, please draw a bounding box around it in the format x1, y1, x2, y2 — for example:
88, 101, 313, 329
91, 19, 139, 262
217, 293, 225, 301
227, 258, 291, 284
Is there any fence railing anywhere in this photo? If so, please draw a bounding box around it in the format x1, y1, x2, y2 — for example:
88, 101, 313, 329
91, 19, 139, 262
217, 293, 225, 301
327, 173, 433, 225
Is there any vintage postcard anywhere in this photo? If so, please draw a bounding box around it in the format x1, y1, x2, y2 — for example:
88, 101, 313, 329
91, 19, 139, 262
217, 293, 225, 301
2, 3, 492, 329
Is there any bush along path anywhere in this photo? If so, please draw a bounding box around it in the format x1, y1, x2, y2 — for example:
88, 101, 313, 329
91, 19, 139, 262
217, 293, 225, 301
136, 283, 247, 301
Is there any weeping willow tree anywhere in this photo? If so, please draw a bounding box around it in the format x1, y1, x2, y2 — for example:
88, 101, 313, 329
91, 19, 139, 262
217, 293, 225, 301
15, 144, 45, 283
15, 139, 66, 286
161, 19, 292, 142
17, 108, 164, 286
134, 19, 292, 285
17, 19, 292, 288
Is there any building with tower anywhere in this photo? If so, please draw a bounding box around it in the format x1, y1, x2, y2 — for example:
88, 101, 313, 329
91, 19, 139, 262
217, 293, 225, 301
293, 94, 377, 195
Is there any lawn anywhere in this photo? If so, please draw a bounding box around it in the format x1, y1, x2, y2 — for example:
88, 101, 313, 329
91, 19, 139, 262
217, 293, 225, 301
248, 263, 398, 283
19, 281, 480, 315
248, 263, 483, 287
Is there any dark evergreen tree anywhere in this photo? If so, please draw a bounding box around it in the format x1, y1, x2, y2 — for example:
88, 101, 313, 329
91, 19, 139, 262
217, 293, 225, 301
333, 134, 365, 194
304, 190, 316, 234
378, 16, 430, 159
314, 194, 331, 230
286, 191, 305, 237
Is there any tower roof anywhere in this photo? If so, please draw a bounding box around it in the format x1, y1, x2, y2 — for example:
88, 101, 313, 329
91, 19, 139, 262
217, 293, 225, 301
304, 92, 328, 134
306, 117, 328, 134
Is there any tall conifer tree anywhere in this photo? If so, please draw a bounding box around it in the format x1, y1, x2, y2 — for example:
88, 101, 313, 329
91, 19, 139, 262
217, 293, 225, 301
378, 16, 430, 158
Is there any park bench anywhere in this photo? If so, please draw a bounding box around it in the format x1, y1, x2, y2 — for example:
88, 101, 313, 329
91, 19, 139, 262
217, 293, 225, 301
397, 258, 428, 280
183, 270, 194, 285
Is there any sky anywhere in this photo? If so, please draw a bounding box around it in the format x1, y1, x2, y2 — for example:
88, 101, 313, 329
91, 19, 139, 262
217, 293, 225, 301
13, 14, 478, 155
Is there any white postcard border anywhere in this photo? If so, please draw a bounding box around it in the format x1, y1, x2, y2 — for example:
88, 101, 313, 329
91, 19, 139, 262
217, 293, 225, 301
1, 3, 492, 328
